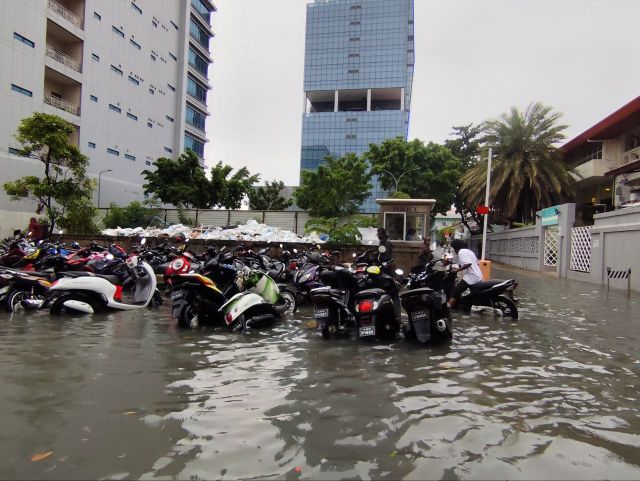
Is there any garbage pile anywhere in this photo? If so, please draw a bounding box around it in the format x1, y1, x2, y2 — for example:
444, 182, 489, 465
101, 220, 325, 244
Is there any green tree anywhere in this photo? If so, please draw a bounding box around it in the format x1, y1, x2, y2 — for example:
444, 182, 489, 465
142, 151, 211, 209
248, 180, 293, 210
209, 161, 260, 209
365, 137, 463, 215
295, 153, 372, 217
459, 102, 576, 224
3, 113, 95, 236
445, 124, 485, 233
304, 215, 377, 244
103, 201, 159, 229
142, 152, 259, 209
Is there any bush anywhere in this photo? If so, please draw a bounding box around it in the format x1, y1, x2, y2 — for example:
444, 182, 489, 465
305, 216, 377, 244
103, 201, 159, 229
390, 190, 411, 199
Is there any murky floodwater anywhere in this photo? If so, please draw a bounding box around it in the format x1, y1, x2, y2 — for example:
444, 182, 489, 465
1, 268, 639, 480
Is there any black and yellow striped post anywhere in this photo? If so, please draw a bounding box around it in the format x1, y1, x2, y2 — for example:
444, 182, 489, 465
607, 267, 632, 298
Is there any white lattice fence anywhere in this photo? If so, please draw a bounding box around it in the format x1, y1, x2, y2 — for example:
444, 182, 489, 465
544, 227, 559, 267
570, 226, 593, 272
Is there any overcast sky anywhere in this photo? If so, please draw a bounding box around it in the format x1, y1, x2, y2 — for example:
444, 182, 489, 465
205, 0, 640, 186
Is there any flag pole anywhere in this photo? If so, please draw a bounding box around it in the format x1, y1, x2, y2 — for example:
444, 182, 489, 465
481, 147, 492, 261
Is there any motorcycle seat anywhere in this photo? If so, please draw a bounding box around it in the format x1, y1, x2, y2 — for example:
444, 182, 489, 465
399, 287, 434, 299
57, 271, 121, 285
355, 288, 386, 300
470, 279, 511, 290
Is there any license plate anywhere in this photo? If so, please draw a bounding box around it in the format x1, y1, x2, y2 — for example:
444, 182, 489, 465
314, 308, 329, 318
411, 310, 428, 321
171, 291, 184, 301
359, 326, 375, 337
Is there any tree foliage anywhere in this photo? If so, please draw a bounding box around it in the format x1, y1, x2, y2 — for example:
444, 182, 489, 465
459, 102, 576, 224
248, 180, 293, 211
365, 137, 463, 215
142, 151, 259, 209
103, 201, 160, 229
295, 153, 372, 217
304, 215, 377, 245
3, 113, 96, 236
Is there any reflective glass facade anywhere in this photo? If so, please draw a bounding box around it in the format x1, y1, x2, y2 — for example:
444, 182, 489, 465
301, 0, 415, 212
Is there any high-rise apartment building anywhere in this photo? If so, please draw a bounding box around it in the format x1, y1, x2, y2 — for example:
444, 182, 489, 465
300, 0, 414, 212
0, 0, 214, 211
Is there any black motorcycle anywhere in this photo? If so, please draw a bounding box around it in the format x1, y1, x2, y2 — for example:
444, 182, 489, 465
400, 261, 453, 345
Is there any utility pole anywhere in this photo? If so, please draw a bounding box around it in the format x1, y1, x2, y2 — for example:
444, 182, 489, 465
481, 148, 492, 260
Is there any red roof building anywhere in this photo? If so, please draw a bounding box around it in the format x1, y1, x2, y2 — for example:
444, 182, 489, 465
561, 96, 640, 225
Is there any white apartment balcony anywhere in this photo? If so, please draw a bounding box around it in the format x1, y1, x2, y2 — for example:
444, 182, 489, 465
46, 45, 81, 72
44, 92, 80, 116
48, 0, 84, 30
572, 158, 608, 181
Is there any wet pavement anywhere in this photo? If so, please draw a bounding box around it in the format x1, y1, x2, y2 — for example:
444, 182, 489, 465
0, 266, 639, 480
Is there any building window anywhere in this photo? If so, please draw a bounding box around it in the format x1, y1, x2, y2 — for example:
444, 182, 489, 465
91, 53, 100, 61
148, 88, 154, 95
346, 134, 357, 139
125, 153, 136, 161
88, 142, 96, 148
170, 20, 179, 30
184, 133, 205, 157
130, 39, 141, 50
112, 26, 125, 38
192, 0, 211, 21
94, 11, 102, 20
167, 83, 176, 92
127, 112, 138, 121
147, 121, 153, 128
188, 48, 209, 76
11, 84, 32, 97
408, 35, 414, 41
145, 160, 151, 166
13, 32, 35, 48
152, 19, 158, 28
165, 115, 174, 122
169, 52, 177, 61
348, 53, 360, 58
107, 148, 120, 156
164, 147, 173, 153
131, 2, 142, 14
348, 69, 359, 74
350, 5, 362, 9
110, 65, 123, 76
186, 105, 206, 130
349, 37, 360, 42
349, 21, 361, 25
128, 76, 139, 86
8, 147, 20, 155
90, 95, 98, 102
150, 54, 156, 61
189, 19, 211, 48
108, 104, 121, 113
186, 75, 207, 103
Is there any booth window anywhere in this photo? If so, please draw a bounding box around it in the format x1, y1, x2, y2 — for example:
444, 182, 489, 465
384, 212, 426, 241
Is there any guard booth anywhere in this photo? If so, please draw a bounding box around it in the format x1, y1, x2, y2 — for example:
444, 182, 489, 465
376, 198, 436, 274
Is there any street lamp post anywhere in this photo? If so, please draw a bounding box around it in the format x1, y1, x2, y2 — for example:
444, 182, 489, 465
379, 167, 421, 193
97, 169, 113, 208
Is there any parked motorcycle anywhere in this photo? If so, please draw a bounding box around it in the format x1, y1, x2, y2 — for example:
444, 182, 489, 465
400, 260, 453, 345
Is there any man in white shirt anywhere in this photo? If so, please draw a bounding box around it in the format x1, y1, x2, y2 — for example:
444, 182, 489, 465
447, 239, 483, 308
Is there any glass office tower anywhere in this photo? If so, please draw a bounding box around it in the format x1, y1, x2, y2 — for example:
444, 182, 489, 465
300, 0, 414, 212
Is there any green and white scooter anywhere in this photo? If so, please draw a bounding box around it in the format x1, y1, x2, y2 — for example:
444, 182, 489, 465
220, 267, 296, 332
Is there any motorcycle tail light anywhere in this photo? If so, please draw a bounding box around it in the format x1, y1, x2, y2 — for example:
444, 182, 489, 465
114, 285, 123, 302
225, 312, 233, 324
357, 300, 374, 313
289, 262, 297, 270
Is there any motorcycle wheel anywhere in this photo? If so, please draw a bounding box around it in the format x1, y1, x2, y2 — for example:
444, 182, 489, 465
280, 289, 297, 315
178, 304, 200, 329
50, 294, 102, 315
7, 289, 43, 312
321, 323, 334, 339
493, 295, 519, 320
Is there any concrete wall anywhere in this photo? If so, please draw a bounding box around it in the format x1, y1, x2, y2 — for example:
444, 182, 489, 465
584, 205, 640, 292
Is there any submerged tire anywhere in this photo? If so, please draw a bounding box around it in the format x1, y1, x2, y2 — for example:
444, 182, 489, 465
7, 289, 32, 312
280, 289, 297, 315
178, 304, 200, 329
50, 294, 102, 315
493, 295, 519, 320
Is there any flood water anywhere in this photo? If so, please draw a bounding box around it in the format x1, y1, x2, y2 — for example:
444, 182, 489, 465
1, 268, 639, 480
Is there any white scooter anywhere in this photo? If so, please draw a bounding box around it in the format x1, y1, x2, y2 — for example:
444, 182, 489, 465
43, 244, 158, 314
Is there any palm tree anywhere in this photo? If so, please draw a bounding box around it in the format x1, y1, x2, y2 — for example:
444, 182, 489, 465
459, 102, 576, 224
